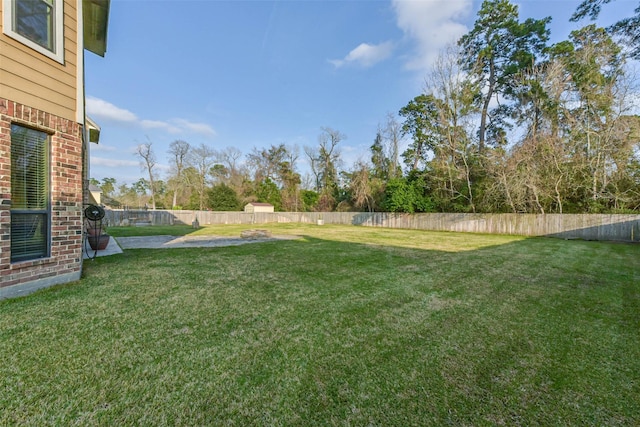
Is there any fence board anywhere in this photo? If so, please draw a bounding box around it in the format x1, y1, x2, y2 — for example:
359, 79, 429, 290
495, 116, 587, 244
103, 210, 640, 243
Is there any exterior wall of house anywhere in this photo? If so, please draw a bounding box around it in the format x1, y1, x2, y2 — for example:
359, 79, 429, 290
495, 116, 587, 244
0, 0, 79, 122
0, 0, 85, 299
0, 99, 85, 298
254, 206, 275, 213
244, 203, 275, 213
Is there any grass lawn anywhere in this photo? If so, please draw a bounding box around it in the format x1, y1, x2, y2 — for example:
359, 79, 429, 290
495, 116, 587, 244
2, 225, 639, 425
107, 224, 195, 237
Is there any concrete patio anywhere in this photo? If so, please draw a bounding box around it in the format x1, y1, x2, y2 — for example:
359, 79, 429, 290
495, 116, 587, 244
84, 234, 300, 258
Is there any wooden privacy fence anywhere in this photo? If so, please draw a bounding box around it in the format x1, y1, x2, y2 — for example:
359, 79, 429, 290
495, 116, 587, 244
103, 210, 640, 243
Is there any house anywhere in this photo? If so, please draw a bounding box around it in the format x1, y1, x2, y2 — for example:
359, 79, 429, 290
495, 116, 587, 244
244, 202, 275, 213
89, 184, 102, 206
0, 0, 110, 299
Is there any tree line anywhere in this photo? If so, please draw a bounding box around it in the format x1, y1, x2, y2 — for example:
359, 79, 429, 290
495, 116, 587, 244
92, 0, 640, 214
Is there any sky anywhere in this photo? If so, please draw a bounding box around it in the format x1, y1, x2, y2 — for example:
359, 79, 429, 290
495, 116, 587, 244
85, 0, 638, 186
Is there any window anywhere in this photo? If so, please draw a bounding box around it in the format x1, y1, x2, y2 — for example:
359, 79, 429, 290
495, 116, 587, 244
10, 124, 50, 263
2, 0, 64, 63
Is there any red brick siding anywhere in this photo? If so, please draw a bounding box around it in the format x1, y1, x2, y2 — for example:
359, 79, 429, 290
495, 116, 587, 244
0, 98, 84, 291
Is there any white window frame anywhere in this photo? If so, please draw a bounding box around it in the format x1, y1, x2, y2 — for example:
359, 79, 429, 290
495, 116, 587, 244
2, 0, 65, 64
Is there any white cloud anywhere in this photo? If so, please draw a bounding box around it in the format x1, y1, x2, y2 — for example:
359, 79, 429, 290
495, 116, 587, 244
90, 143, 117, 152
91, 157, 139, 168
140, 119, 182, 134
86, 96, 138, 123
172, 119, 217, 138
140, 119, 171, 129
330, 41, 394, 68
86, 97, 217, 138
392, 0, 471, 72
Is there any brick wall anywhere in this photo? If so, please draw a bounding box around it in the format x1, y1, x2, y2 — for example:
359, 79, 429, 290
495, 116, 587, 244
0, 98, 84, 296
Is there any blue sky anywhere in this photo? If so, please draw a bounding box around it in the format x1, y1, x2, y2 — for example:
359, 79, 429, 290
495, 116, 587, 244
85, 0, 637, 185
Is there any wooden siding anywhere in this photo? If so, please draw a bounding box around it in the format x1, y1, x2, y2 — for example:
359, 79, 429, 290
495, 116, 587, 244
0, 0, 79, 122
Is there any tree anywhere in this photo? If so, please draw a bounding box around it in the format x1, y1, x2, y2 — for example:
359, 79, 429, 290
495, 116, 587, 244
382, 175, 434, 213
571, 0, 640, 60
472, 22, 638, 215
218, 146, 243, 173
399, 87, 477, 212
317, 127, 344, 193
209, 164, 228, 183
135, 140, 157, 209
181, 166, 201, 210
186, 143, 217, 210
370, 131, 390, 180
279, 156, 302, 211
153, 180, 168, 208
246, 144, 288, 185
303, 145, 321, 192
458, 0, 550, 152
350, 129, 398, 211
383, 178, 414, 212
387, 5, 639, 214
301, 189, 319, 212
553, 25, 626, 209
208, 183, 241, 211
345, 161, 380, 212
100, 177, 116, 199
607, 115, 640, 210
382, 113, 402, 179
304, 128, 343, 210
132, 178, 150, 209
167, 140, 190, 209
420, 45, 479, 212
246, 144, 301, 211
216, 146, 247, 196
254, 177, 282, 210
399, 94, 440, 171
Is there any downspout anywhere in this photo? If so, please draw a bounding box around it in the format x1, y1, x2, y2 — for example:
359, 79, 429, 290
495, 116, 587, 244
77, 0, 88, 272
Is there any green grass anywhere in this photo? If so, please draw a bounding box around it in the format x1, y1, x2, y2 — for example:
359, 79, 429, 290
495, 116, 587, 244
107, 224, 195, 237
2, 225, 639, 425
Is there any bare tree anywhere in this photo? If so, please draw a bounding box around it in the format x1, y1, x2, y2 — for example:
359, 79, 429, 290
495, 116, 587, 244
217, 146, 243, 173
285, 144, 300, 172
304, 145, 321, 192
135, 140, 157, 209
317, 127, 344, 192
349, 161, 376, 212
416, 44, 478, 212
186, 143, 217, 210
167, 139, 190, 208
382, 113, 402, 179
246, 144, 288, 185
214, 147, 248, 196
